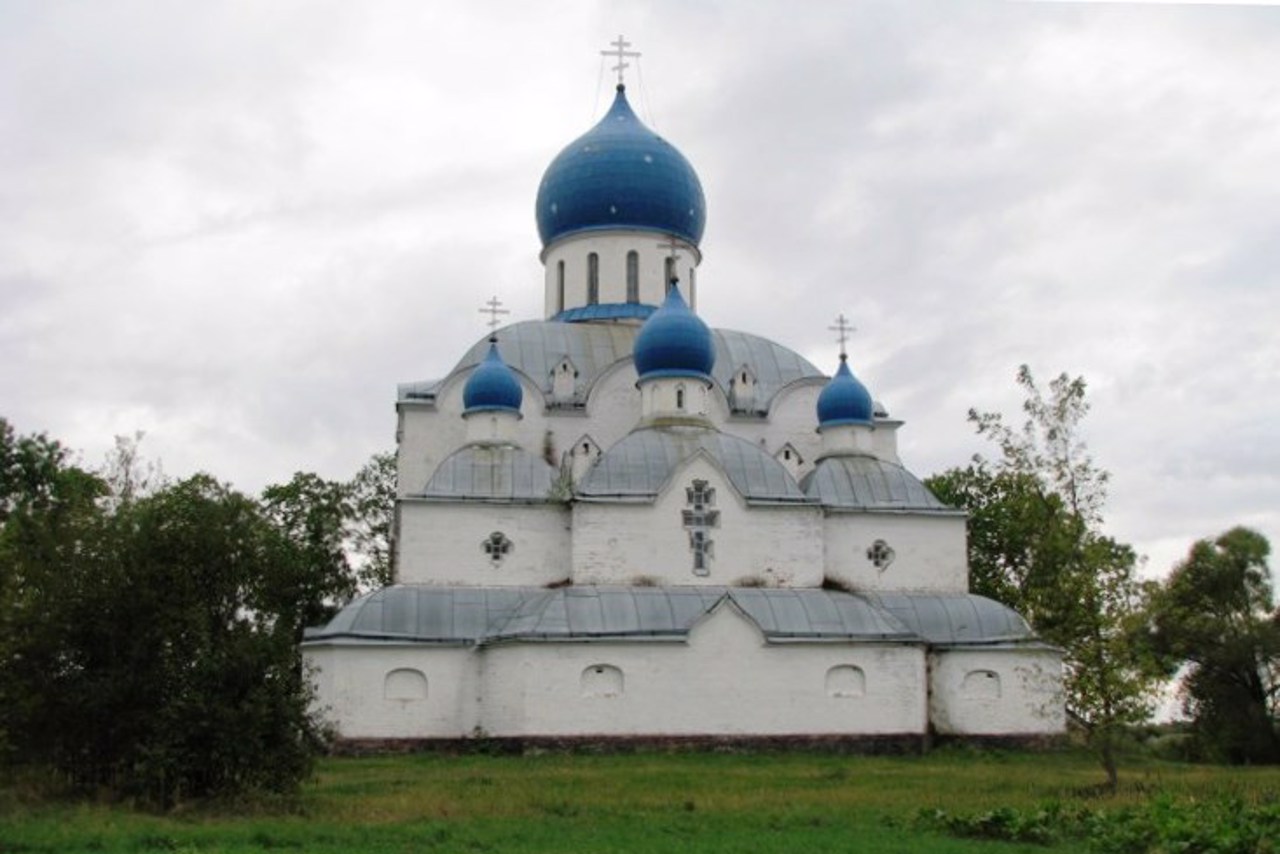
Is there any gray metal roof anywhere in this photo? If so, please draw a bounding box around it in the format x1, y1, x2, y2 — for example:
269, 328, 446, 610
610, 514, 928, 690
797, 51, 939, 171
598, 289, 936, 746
420, 444, 558, 501
863, 592, 1035, 646
577, 426, 808, 503
399, 321, 825, 412
303, 585, 1033, 647
801, 454, 958, 513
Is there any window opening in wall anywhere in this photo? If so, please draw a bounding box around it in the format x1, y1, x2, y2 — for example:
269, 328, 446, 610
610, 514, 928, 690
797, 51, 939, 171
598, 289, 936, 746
557, 260, 565, 313
867, 539, 896, 571
675, 385, 685, 410
587, 253, 599, 304
482, 531, 514, 564
664, 256, 676, 291
682, 479, 719, 576
626, 250, 639, 303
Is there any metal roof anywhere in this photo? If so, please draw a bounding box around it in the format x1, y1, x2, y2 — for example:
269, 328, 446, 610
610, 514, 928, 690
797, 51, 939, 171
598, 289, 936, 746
304, 585, 1033, 647
801, 454, 959, 513
863, 592, 1035, 646
577, 426, 808, 503
420, 444, 558, 501
401, 321, 824, 412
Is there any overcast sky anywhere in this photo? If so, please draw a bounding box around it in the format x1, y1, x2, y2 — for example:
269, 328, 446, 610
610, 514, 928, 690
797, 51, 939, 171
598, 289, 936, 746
2, 0, 1277, 577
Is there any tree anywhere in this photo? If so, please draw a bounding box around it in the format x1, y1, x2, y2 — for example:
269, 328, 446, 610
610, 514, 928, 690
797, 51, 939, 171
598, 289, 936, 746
1145, 527, 1280, 763
926, 367, 1158, 790
346, 451, 396, 588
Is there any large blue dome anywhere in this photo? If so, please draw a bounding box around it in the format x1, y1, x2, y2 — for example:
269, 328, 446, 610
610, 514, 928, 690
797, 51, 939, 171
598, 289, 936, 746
536, 85, 706, 249
463, 340, 523, 414
633, 285, 715, 381
816, 357, 874, 427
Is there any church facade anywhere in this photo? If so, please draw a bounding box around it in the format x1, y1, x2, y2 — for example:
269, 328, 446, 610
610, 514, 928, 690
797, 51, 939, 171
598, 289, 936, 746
302, 57, 1065, 745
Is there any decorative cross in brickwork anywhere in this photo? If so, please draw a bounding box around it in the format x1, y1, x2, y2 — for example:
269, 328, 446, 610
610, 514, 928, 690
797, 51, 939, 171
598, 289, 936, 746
866, 539, 895, 571
479, 296, 510, 332
482, 531, 513, 564
682, 480, 720, 576
601, 35, 641, 87
828, 313, 856, 360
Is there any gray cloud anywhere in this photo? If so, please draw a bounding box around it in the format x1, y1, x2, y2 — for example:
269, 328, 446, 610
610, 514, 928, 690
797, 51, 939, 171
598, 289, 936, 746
2, 0, 1277, 576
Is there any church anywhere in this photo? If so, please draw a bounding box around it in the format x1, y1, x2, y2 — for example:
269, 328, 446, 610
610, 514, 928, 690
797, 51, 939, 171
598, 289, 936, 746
302, 44, 1065, 746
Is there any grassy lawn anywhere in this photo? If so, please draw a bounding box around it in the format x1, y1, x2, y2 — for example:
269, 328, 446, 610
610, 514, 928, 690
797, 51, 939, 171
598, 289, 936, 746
3, 747, 1279, 853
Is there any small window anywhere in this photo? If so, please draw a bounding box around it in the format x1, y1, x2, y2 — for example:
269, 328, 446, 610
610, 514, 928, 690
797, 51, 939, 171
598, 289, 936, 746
675, 385, 685, 410
587, 253, 599, 304
626, 250, 639, 303
482, 531, 514, 564
664, 256, 675, 291
556, 260, 565, 313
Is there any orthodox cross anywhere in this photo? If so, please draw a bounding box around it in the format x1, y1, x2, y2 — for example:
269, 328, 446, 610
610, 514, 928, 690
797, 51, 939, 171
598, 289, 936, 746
658, 234, 685, 289
601, 35, 641, 87
828, 313, 856, 359
682, 479, 719, 576
479, 296, 510, 332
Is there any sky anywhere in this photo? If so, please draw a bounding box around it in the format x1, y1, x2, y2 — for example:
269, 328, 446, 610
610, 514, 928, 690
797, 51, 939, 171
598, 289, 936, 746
2, 0, 1278, 578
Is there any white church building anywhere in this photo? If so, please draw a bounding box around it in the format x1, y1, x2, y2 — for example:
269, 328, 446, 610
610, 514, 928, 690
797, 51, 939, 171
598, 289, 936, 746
303, 48, 1065, 747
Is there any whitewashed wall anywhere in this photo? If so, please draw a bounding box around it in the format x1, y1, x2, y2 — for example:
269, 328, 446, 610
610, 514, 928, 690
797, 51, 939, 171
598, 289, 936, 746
304, 644, 478, 739
572, 456, 824, 587
398, 501, 571, 586
928, 648, 1066, 736
822, 513, 968, 593
479, 603, 928, 737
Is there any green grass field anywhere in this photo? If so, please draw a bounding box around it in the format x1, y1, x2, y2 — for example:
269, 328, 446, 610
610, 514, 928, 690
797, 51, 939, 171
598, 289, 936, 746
3, 748, 1279, 853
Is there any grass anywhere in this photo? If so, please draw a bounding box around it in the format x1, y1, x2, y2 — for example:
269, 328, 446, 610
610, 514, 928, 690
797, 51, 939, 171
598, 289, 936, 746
3, 747, 1279, 853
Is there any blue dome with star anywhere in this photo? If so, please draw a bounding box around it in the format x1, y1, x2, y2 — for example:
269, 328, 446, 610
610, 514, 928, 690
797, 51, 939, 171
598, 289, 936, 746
463, 340, 523, 414
816, 356, 874, 427
633, 284, 715, 381
536, 85, 706, 249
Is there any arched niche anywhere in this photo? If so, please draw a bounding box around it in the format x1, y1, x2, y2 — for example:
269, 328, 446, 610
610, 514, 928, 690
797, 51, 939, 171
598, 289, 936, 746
825, 664, 866, 698
961, 669, 1002, 699
384, 667, 428, 701
581, 664, 624, 698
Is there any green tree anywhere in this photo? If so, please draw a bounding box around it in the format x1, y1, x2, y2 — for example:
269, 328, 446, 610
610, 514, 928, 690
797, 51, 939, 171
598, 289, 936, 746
346, 451, 396, 588
927, 367, 1157, 790
1146, 527, 1280, 763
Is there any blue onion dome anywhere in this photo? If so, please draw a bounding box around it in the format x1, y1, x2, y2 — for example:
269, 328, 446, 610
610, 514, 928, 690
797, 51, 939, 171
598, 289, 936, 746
816, 355, 875, 426
633, 284, 715, 381
463, 339, 523, 414
536, 85, 706, 249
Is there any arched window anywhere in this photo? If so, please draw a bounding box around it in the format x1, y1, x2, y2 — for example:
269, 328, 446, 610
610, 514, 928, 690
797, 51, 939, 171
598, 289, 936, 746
664, 256, 676, 291
626, 251, 639, 303
676, 385, 685, 410
587, 253, 599, 305
556, 260, 565, 313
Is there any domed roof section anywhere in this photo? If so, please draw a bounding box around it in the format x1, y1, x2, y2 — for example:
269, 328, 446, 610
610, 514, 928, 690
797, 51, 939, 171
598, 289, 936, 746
633, 285, 715, 381
800, 455, 958, 512
816, 356, 874, 427
422, 445, 556, 501
535, 85, 706, 248
462, 340, 523, 414
578, 425, 806, 503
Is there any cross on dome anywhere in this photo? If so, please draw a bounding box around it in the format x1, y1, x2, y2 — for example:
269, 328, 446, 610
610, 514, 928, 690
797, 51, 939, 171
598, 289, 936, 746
479, 296, 510, 335
828, 313, 856, 360
601, 35, 641, 87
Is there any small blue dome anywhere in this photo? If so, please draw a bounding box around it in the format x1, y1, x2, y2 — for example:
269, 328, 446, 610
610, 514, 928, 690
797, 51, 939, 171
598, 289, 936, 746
817, 357, 874, 427
633, 285, 715, 381
463, 340, 523, 414
536, 85, 706, 248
